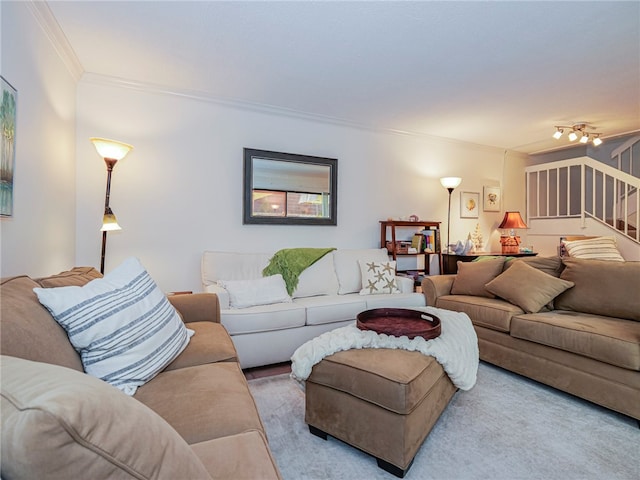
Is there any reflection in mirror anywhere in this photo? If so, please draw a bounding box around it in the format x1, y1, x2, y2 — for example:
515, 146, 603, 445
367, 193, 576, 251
243, 149, 337, 225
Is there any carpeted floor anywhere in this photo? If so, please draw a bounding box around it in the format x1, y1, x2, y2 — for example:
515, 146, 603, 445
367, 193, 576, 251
247, 362, 639, 480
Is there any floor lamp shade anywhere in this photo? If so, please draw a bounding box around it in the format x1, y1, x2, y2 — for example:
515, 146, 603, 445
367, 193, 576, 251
92, 138, 133, 273
440, 177, 462, 254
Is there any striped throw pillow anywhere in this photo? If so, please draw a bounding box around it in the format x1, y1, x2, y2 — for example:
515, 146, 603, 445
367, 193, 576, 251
33, 257, 193, 395
562, 236, 624, 262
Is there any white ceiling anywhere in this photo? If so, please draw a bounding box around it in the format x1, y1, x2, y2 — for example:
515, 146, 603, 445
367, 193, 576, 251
46, 1, 640, 154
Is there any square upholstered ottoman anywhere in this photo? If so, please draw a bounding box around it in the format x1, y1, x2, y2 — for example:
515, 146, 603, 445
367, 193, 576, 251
305, 348, 457, 477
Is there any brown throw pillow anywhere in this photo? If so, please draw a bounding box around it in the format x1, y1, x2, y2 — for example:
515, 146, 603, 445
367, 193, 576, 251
555, 258, 640, 321
0, 355, 212, 480
36, 266, 103, 287
451, 258, 505, 298
485, 261, 574, 313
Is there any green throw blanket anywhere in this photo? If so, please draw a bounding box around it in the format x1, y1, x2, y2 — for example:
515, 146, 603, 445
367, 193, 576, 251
262, 247, 336, 295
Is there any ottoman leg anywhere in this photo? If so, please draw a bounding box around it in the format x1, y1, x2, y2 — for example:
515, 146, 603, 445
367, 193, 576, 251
308, 424, 328, 440
376, 457, 414, 478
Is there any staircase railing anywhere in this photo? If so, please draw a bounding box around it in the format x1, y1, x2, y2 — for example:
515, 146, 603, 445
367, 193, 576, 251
525, 156, 639, 244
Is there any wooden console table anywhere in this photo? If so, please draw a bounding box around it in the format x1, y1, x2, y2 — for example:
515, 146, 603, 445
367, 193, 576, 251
442, 252, 537, 274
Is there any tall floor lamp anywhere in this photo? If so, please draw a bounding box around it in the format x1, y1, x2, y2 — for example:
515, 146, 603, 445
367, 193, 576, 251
90, 137, 133, 274
439, 177, 462, 254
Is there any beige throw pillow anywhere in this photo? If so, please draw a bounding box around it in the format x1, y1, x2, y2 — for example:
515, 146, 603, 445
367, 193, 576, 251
562, 236, 624, 261
485, 261, 574, 313
451, 258, 505, 298
0, 355, 211, 480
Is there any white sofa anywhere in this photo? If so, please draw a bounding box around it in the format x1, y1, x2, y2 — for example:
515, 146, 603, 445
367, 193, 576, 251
201, 248, 426, 368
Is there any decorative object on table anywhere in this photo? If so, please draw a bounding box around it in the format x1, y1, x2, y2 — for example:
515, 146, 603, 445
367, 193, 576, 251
1, 76, 17, 217
460, 191, 479, 218
471, 223, 483, 252
90, 137, 133, 273
439, 177, 462, 253
450, 238, 474, 255
498, 211, 528, 254
356, 308, 441, 340
408, 214, 419, 222
482, 186, 501, 212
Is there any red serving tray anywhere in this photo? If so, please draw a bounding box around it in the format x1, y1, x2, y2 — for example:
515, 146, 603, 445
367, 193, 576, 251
356, 308, 441, 340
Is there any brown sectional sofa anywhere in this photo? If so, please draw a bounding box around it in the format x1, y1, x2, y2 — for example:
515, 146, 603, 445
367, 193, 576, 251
421, 256, 640, 421
1, 268, 282, 479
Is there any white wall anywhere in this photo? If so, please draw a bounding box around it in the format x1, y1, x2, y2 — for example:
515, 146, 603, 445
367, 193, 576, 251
0, 2, 77, 277
75, 80, 525, 292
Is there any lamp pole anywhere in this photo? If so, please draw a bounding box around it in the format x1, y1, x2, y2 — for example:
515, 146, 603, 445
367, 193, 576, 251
446, 187, 454, 254
100, 158, 118, 274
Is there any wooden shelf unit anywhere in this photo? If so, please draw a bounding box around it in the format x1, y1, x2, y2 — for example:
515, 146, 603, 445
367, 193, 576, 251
379, 220, 442, 277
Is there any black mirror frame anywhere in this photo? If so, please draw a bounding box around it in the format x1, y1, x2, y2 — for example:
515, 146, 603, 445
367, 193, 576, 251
243, 148, 338, 226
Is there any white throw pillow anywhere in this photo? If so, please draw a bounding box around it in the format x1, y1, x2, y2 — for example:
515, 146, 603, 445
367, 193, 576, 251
217, 274, 292, 308
358, 260, 401, 295
33, 257, 193, 396
562, 236, 624, 262
334, 248, 391, 294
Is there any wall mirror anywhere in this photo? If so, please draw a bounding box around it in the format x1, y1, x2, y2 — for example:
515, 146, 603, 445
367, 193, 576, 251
243, 148, 337, 225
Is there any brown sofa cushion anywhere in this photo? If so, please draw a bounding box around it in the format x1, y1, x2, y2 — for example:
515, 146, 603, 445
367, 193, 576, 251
510, 311, 640, 371
0, 355, 212, 480
451, 258, 505, 298
191, 430, 282, 480
0, 276, 82, 371
485, 261, 574, 313
134, 362, 265, 445
164, 321, 238, 371
503, 255, 564, 277
35, 266, 102, 287
555, 258, 640, 321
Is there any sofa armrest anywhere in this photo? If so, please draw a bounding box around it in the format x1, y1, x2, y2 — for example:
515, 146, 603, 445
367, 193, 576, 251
203, 284, 230, 310
168, 293, 220, 324
421, 275, 456, 306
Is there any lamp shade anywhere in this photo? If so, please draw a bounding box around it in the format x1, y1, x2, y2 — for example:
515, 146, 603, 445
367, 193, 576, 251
100, 207, 122, 232
439, 177, 462, 189
498, 211, 528, 229
90, 137, 133, 161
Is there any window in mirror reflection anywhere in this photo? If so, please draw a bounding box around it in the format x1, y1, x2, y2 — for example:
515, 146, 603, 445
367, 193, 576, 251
244, 148, 337, 225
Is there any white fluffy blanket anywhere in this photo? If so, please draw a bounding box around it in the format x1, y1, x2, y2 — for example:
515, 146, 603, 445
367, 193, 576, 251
291, 306, 479, 391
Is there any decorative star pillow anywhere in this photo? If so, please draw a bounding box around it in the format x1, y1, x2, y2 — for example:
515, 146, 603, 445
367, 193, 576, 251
358, 260, 401, 295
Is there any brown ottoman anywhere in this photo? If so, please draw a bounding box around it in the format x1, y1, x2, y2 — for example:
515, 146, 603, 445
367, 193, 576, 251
305, 348, 457, 478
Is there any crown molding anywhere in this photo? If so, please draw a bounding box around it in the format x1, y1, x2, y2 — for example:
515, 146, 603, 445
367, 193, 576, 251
26, 1, 84, 81
80, 72, 506, 154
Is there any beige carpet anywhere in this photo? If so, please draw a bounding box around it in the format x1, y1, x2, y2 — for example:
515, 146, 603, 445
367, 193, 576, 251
248, 362, 638, 480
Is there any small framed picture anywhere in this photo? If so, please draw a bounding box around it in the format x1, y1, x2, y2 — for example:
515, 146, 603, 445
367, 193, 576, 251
483, 186, 501, 212
460, 191, 479, 218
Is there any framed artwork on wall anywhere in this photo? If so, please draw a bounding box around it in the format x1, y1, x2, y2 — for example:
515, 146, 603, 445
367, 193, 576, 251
483, 186, 501, 212
1, 76, 17, 217
460, 191, 479, 218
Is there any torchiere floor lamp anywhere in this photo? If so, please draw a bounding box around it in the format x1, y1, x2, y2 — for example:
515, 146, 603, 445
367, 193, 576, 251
90, 137, 133, 274
439, 177, 462, 254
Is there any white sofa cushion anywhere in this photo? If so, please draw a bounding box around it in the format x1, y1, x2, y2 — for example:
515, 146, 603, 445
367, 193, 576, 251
333, 248, 391, 294
364, 292, 426, 310
293, 253, 339, 298
294, 295, 367, 326
220, 302, 306, 335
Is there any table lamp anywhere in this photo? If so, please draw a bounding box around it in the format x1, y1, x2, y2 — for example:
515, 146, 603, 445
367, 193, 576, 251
498, 211, 528, 254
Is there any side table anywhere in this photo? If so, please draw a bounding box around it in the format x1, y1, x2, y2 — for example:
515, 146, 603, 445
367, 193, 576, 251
442, 252, 537, 274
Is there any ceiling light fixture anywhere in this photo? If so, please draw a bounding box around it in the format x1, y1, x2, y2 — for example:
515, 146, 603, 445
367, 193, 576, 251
552, 123, 603, 147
